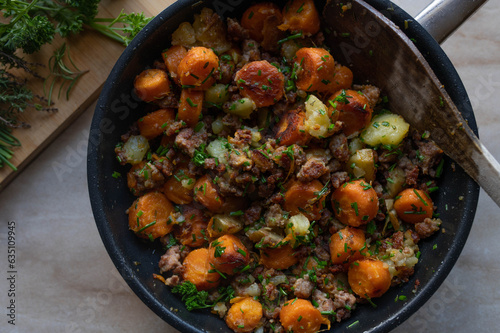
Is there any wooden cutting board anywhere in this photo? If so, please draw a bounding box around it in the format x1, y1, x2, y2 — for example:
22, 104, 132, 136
0, 0, 176, 190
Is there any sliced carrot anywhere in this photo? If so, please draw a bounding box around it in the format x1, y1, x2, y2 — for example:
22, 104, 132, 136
137, 108, 175, 140
208, 234, 250, 276
225, 298, 263, 333
178, 88, 204, 127
328, 89, 373, 136
194, 175, 224, 213
275, 109, 311, 146
241, 3, 283, 43
331, 179, 379, 227
283, 179, 326, 221
183, 248, 221, 291
330, 226, 367, 265
128, 192, 175, 240
162, 45, 188, 84
134, 69, 171, 102
393, 188, 433, 224
280, 298, 328, 333
234, 60, 285, 107
178, 46, 219, 90
279, 0, 321, 36
294, 48, 336, 92
260, 242, 298, 270
328, 65, 353, 93
348, 259, 391, 298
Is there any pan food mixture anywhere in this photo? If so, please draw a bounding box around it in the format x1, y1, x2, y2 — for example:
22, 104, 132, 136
116, 1, 445, 332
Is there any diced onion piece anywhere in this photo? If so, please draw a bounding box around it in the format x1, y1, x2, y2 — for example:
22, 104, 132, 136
181, 178, 196, 190
304, 95, 332, 138
207, 138, 229, 164
123, 135, 149, 165
362, 113, 410, 146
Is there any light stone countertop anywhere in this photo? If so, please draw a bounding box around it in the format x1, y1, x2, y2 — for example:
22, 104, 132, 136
1, 1, 499, 332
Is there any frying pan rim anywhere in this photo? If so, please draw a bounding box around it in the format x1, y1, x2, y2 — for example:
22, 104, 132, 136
87, 0, 480, 332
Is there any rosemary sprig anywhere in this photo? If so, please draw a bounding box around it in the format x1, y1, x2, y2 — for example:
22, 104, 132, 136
44, 43, 89, 105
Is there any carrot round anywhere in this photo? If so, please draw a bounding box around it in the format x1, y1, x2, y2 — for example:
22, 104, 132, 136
348, 259, 391, 298
137, 108, 175, 140
330, 226, 366, 265
209, 234, 250, 276
162, 45, 188, 84
178, 46, 219, 90
128, 192, 175, 240
279, 0, 320, 36
331, 179, 379, 227
260, 242, 298, 270
393, 188, 433, 224
194, 175, 224, 212
294, 48, 336, 93
280, 298, 327, 333
178, 89, 204, 127
275, 109, 311, 146
134, 69, 171, 102
225, 297, 263, 333
174, 205, 208, 247
328, 89, 373, 136
329, 65, 353, 93
283, 179, 326, 221
234, 60, 284, 107
162, 171, 194, 205
183, 248, 221, 291
241, 3, 283, 43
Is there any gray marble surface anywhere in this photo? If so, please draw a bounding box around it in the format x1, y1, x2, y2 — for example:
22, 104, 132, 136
1, 0, 499, 332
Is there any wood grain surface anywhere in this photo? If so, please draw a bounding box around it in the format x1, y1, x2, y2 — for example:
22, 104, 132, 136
0, 0, 175, 190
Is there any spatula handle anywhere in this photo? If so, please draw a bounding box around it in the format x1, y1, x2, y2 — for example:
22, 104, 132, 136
415, 0, 488, 43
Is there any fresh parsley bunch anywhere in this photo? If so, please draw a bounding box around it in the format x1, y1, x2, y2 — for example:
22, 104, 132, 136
0, 0, 153, 170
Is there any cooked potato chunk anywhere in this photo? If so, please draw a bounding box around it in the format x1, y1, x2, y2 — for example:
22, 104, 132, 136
224, 97, 257, 119
361, 113, 410, 146
347, 148, 376, 182
122, 135, 149, 165
304, 94, 333, 138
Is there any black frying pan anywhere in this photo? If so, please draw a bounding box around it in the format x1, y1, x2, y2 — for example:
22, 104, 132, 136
87, 0, 480, 331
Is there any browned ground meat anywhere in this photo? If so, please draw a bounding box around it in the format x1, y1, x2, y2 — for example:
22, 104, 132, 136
241, 39, 261, 64
264, 204, 288, 228
329, 133, 350, 162
415, 218, 441, 238
312, 289, 335, 313
330, 171, 350, 189
226, 17, 249, 42
293, 276, 315, 298
229, 129, 253, 147
127, 162, 165, 196
159, 245, 184, 274
175, 128, 209, 157
413, 131, 443, 176
297, 158, 328, 182
332, 290, 356, 322
244, 202, 263, 225
353, 84, 381, 107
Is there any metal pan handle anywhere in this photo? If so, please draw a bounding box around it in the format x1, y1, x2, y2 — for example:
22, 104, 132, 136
415, 0, 488, 43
